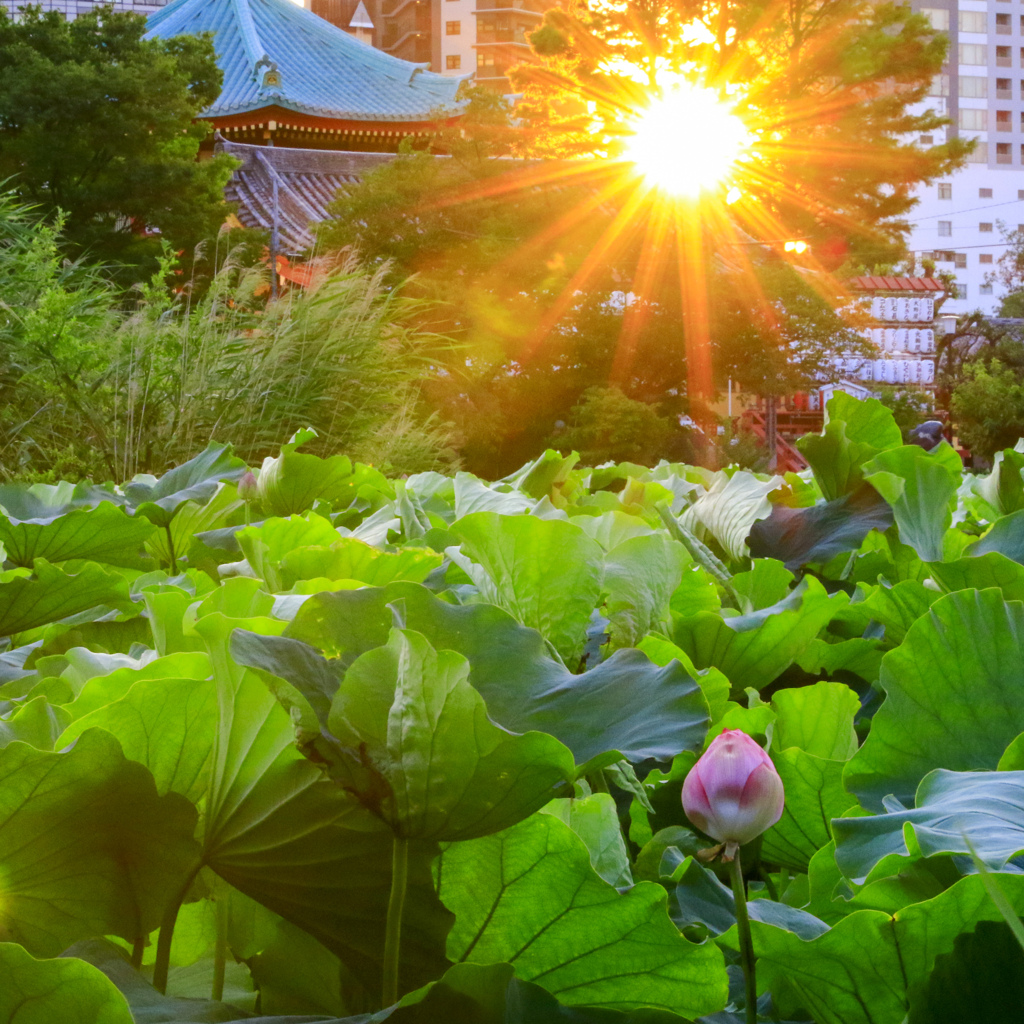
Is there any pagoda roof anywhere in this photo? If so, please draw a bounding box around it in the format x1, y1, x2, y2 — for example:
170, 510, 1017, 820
847, 275, 945, 293
145, 0, 464, 124
218, 136, 394, 251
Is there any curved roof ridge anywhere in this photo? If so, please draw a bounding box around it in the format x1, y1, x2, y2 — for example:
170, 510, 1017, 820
145, 0, 464, 123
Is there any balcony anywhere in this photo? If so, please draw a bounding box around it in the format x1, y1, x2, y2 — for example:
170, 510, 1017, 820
475, 0, 548, 12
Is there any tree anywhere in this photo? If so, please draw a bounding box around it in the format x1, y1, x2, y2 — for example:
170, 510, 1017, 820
950, 357, 1024, 459
515, 0, 970, 267
0, 5, 235, 275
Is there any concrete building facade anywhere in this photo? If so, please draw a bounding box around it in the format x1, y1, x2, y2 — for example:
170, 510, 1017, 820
908, 0, 1024, 314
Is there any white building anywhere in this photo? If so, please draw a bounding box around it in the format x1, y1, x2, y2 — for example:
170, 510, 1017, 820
908, 0, 1024, 315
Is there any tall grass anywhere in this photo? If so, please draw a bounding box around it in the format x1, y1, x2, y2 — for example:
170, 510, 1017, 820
0, 195, 459, 482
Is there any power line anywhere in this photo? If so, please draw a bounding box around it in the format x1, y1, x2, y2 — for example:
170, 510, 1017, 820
906, 196, 1024, 223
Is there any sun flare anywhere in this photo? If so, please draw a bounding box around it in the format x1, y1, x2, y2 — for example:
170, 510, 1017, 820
624, 86, 752, 198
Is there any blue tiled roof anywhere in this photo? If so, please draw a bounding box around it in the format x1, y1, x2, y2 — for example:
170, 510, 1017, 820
145, 0, 465, 123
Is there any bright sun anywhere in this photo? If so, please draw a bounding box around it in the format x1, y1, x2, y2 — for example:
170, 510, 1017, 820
624, 85, 751, 198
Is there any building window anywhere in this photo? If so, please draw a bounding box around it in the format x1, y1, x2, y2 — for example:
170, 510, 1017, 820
938, 221, 952, 237
477, 51, 496, 70
981, 283, 994, 295
938, 182, 953, 199
998, 110, 1013, 131
996, 45, 1012, 66
980, 222, 995, 232
1019, 190, 1024, 200
969, 142, 990, 163
997, 142, 1013, 163
922, 7, 950, 31
961, 11, 987, 33
920, 134, 934, 145
981, 254, 994, 264
962, 44, 991, 65
980, 188, 994, 198
930, 74, 951, 96
956, 253, 968, 269
998, 12, 1012, 34
961, 76, 989, 98
960, 108, 989, 130
445, 20, 460, 34
446, 54, 460, 68
998, 78, 1013, 98
956, 283, 968, 299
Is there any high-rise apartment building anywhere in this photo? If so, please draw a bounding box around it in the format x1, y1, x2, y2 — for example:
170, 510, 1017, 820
369, 0, 553, 90
907, 1, 1024, 314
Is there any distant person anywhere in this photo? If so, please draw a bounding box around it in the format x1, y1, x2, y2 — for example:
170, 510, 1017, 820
908, 420, 945, 451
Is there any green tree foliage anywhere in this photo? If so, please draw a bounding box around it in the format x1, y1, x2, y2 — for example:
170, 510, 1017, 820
0, 192, 458, 481
552, 386, 676, 466
950, 358, 1024, 459
0, 5, 235, 273
516, 0, 970, 267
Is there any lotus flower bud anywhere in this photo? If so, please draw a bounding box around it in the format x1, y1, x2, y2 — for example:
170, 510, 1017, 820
682, 729, 784, 859
238, 470, 258, 502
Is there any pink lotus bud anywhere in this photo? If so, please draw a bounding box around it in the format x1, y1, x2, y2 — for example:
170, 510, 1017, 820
238, 470, 258, 502
682, 729, 784, 857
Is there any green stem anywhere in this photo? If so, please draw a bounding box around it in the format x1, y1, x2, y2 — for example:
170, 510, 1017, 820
212, 897, 228, 1002
153, 896, 182, 994
730, 849, 758, 1024
165, 524, 177, 575
587, 769, 610, 795
131, 936, 144, 970
382, 835, 409, 1008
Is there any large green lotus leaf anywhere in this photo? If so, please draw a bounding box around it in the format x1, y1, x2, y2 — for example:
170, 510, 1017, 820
257, 432, 360, 517
382, 961, 691, 1024
235, 514, 340, 591
746, 485, 894, 571
66, 938, 257, 1024
191, 613, 453, 1001
0, 503, 157, 569
862, 443, 962, 563
722, 873, 1024, 1024
928, 550, 1024, 601
541, 794, 633, 888
452, 473, 535, 517
772, 682, 859, 761
0, 695, 69, 749
0, 729, 199, 955
449, 511, 604, 666
670, 577, 844, 694
574, 510, 657, 551
968, 447, 1024, 519
968, 507, 1024, 564
439, 813, 727, 1018
66, 652, 210, 720
58, 677, 216, 804
0, 480, 124, 523
834, 769, 1024, 883
845, 589, 1024, 809
0, 943, 133, 1024
907, 920, 1024, 1024
235, 581, 711, 765
729, 558, 794, 612
850, 579, 939, 646
144, 484, 245, 570
0, 559, 134, 638
761, 749, 858, 871
679, 470, 781, 562
796, 637, 883, 684
636, 634, 730, 724
325, 627, 576, 840
502, 448, 581, 501
669, 857, 828, 939
797, 393, 902, 500
125, 443, 247, 528
280, 540, 443, 593
602, 533, 688, 650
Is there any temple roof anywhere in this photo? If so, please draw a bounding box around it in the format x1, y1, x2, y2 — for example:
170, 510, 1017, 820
145, 0, 464, 124
218, 137, 394, 251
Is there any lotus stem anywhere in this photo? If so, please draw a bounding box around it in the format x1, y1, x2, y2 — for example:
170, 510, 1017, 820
382, 835, 409, 1008
212, 896, 228, 1002
730, 848, 758, 1024
165, 524, 177, 575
